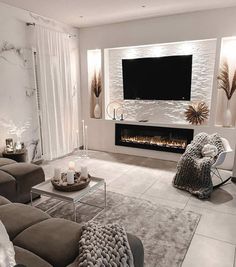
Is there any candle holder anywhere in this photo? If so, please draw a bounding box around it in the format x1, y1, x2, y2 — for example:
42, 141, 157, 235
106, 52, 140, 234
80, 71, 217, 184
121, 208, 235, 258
5, 138, 14, 153
112, 108, 116, 120
116, 106, 128, 121
78, 120, 89, 159
106, 101, 122, 120
15, 141, 22, 152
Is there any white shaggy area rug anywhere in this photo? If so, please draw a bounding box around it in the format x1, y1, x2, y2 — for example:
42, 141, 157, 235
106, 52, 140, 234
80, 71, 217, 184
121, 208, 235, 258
36, 190, 200, 267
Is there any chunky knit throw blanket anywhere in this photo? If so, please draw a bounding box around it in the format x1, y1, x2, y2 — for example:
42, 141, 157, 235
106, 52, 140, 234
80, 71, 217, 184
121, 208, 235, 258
173, 132, 224, 199
75, 222, 134, 267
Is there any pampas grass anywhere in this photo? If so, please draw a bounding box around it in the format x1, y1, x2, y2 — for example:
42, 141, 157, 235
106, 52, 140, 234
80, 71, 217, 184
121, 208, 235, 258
218, 60, 236, 100
91, 71, 102, 98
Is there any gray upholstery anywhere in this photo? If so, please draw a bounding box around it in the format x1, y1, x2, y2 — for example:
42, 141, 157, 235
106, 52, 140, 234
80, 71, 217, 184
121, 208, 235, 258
127, 233, 144, 267
0, 196, 144, 267
0, 195, 11, 206
0, 159, 45, 203
0, 158, 16, 167
14, 218, 82, 267
14, 246, 53, 267
0, 203, 50, 240
0, 170, 16, 201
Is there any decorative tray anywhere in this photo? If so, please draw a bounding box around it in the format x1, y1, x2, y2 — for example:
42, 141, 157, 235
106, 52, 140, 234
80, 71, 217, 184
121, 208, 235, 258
51, 172, 91, 192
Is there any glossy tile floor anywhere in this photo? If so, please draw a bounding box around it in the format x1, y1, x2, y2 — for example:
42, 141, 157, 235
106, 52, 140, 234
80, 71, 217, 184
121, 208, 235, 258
42, 150, 235, 267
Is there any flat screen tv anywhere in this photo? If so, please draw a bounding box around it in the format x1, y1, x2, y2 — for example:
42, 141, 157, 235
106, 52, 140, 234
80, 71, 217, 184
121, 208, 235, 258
122, 55, 192, 100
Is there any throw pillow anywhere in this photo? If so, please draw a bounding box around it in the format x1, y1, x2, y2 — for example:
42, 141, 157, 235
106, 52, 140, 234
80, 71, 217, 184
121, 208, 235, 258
201, 144, 218, 158
0, 220, 16, 267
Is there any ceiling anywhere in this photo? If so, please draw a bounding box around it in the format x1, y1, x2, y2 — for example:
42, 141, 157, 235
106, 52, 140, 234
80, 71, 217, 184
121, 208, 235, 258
1, 0, 236, 28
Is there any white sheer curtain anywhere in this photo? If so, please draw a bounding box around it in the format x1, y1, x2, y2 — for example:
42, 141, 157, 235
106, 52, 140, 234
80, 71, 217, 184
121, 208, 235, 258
35, 25, 78, 160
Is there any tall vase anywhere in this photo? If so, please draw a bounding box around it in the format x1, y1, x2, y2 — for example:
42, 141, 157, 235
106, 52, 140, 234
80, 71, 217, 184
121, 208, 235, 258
223, 100, 232, 127
94, 97, 101, 119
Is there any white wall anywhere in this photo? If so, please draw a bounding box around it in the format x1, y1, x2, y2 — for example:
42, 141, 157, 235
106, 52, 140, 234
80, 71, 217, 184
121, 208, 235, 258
79, 7, 236, 170
0, 2, 80, 161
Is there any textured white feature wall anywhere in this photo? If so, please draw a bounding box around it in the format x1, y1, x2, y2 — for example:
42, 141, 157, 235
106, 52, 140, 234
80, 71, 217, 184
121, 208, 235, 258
105, 39, 216, 124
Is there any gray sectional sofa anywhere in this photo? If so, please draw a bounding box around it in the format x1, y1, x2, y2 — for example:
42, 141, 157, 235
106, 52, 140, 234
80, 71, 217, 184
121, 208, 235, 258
0, 158, 45, 203
0, 196, 144, 267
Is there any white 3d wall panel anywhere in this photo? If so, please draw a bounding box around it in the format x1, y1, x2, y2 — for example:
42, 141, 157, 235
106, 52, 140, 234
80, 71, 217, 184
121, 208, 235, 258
104, 39, 216, 124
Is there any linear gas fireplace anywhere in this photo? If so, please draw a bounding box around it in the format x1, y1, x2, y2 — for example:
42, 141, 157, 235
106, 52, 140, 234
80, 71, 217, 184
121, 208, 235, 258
115, 124, 194, 154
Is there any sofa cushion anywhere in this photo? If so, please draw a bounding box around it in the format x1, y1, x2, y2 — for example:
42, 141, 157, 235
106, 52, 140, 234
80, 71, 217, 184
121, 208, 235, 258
0, 203, 50, 240
15, 246, 52, 267
0, 158, 16, 167
13, 218, 82, 267
127, 233, 144, 267
0, 196, 12, 206
0, 163, 45, 195
0, 170, 16, 202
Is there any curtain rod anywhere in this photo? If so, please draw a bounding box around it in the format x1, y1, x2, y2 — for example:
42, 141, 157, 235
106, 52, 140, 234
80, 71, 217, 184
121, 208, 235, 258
25, 22, 77, 39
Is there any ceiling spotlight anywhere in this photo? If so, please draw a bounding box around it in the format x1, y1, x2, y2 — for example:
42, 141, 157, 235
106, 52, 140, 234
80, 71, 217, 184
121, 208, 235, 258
80, 16, 84, 18
141, 5, 146, 8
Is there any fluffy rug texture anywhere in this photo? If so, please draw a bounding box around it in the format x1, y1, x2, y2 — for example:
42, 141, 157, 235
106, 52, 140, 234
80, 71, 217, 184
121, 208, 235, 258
36, 190, 200, 267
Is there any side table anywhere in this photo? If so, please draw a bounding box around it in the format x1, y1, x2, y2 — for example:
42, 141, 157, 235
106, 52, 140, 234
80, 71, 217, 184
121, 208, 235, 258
2, 149, 27, 162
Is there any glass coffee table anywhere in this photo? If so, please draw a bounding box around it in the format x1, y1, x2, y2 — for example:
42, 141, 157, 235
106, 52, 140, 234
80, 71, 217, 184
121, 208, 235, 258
31, 177, 106, 221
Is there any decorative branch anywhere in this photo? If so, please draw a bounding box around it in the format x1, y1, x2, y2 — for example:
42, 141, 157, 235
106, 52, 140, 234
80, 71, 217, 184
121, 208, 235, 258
217, 60, 236, 100
0, 41, 27, 66
91, 70, 102, 98
0, 118, 31, 139
185, 102, 209, 125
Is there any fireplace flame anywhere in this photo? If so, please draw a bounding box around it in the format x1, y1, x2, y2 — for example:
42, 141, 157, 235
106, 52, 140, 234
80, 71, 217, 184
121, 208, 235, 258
121, 135, 187, 149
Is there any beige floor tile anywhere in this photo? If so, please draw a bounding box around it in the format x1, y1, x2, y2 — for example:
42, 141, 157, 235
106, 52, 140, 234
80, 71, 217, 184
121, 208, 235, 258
108, 167, 157, 194
195, 209, 236, 244
182, 234, 235, 267
187, 182, 236, 215
142, 170, 190, 204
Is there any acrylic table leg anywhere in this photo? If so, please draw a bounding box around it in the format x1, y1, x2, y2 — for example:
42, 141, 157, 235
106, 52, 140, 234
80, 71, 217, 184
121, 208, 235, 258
104, 182, 107, 208
73, 202, 77, 222
30, 192, 33, 206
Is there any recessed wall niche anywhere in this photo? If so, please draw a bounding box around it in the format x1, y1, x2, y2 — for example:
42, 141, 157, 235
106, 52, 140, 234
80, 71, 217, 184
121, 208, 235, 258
87, 49, 102, 119
104, 39, 216, 124
215, 37, 236, 127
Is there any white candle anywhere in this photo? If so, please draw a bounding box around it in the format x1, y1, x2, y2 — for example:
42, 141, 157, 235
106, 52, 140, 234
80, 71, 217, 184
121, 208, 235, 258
76, 129, 79, 148
81, 166, 88, 178
54, 168, 61, 180
68, 161, 75, 170
67, 170, 75, 185
82, 120, 85, 150
85, 125, 88, 152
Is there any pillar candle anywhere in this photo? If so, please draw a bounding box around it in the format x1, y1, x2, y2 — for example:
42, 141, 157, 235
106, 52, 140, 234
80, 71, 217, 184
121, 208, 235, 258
76, 129, 79, 147
82, 120, 85, 149
81, 166, 88, 178
67, 170, 75, 185
68, 161, 75, 170
54, 168, 61, 180
85, 125, 88, 152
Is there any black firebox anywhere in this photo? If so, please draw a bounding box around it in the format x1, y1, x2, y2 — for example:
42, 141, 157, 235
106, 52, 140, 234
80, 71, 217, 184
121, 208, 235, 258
115, 123, 194, 154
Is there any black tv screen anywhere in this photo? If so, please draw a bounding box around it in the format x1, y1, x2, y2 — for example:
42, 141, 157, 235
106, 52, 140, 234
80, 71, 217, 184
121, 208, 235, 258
122, 55, 192, 100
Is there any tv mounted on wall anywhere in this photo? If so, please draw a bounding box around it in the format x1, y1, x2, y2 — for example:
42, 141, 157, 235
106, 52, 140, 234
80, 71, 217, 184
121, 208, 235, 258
122, 55, 192, 101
